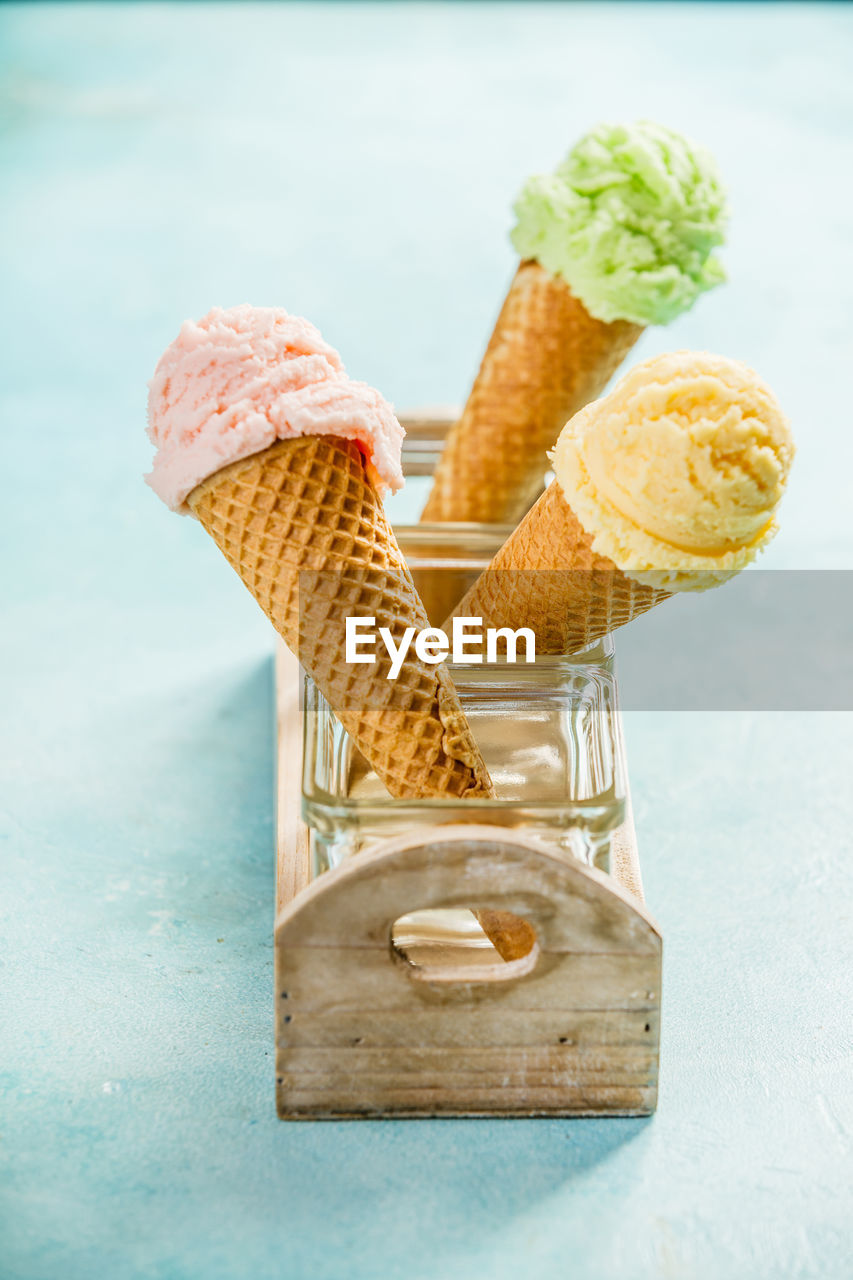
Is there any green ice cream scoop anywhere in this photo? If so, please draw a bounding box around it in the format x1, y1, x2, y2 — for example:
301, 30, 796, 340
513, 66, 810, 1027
510, 121, 728, 326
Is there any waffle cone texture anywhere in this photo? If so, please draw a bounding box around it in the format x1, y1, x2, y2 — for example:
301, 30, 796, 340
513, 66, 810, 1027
446, 479, 672, 654
188, 435, 493, 800
420, 261, 642, 526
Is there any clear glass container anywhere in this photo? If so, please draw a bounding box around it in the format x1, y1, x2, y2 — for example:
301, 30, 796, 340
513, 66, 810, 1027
302, 647, 626, 880
300, 413, 628, 882
295, 414, 631, 965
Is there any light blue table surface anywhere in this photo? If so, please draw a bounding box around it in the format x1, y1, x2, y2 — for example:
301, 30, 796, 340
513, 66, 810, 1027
2, 4, 852, 1278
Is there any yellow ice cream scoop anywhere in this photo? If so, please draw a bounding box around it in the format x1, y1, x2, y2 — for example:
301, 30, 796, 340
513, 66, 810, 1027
551, 351, 794, 589
445, 351, 794, 655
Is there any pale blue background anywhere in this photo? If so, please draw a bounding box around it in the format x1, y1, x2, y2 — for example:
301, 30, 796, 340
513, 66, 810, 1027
2, 4, 852, 1278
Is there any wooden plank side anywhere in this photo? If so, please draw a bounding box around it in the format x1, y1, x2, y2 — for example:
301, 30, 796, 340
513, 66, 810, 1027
278, 1047, 657, 1085
280, 1074, 655, 1099
276, 644, 311, 913
277, 1084, 656, 1118
279, 1007, 660, 1049
279, 1042, 656, 1070
610, 795, 644, 903
276, 945, 661, 1014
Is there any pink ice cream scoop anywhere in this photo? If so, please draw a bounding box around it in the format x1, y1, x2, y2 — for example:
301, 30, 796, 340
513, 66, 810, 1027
146, 304, 405, 510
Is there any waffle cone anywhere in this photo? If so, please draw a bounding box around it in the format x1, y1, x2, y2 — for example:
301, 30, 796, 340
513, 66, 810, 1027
420, 261, 642, 526
445, 480, 672, 654
188, 435, 492, 800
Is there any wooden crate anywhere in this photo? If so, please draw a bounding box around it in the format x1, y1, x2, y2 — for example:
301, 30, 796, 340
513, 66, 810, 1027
275, 646, 662, 1119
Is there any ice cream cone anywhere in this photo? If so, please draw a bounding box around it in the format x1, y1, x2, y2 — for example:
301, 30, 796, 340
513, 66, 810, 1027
420, 261, 642, 525
445, 351, 794, 655
421, 122, 728, 527
188, 434, 492, 800
445, 478, 670, 653
146, 305, 492, 802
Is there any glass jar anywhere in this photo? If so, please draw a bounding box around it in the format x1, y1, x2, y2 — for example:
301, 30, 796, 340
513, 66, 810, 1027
299, 411, 627, 883
302, 647, 626, 881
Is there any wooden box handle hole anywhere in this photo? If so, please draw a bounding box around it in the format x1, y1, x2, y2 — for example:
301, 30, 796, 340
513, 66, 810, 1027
391, 907, 539, 984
